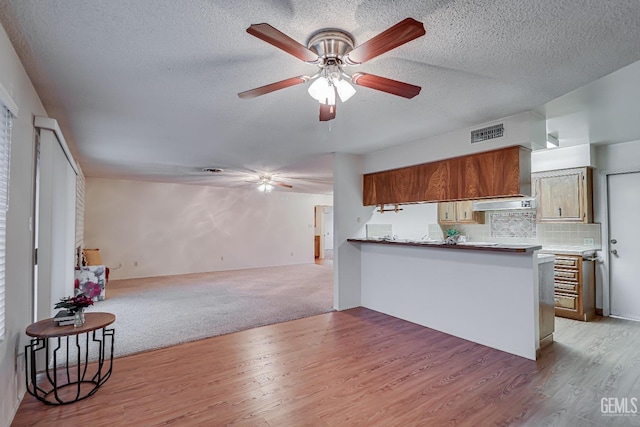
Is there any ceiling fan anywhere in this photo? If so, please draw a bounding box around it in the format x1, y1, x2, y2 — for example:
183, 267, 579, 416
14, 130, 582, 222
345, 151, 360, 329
238, 18, 426, 121
249, 174, 293, 194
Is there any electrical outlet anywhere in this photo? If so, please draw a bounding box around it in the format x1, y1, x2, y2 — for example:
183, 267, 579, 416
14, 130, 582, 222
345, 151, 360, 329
584, 238, 595, 246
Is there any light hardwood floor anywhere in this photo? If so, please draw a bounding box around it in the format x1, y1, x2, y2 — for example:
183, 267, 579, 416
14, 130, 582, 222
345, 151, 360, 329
12, 308, 640, 426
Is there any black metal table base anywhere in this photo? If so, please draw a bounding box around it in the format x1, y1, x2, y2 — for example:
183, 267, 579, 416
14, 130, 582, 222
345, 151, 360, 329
25, 328, 115, 405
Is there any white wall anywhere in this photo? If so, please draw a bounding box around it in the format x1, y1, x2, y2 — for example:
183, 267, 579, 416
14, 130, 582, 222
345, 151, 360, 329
0, 23, 46, 427
363, 111, 544, 173
333, 153, 370, 310
364, 203, 438, 240
531, 144, 595, 172
360, 244, 538, 360
84, 178, 332, 280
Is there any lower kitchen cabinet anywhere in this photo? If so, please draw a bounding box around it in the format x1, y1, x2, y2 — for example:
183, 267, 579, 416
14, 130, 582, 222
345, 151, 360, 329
552, 254, 595, 321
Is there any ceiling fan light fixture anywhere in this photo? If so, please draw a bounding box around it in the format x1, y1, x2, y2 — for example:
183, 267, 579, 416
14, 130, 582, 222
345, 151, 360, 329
257, 183, 274, 193
334, 78, 356, 102
308, 77, 330, 102
322, 84, 336, 106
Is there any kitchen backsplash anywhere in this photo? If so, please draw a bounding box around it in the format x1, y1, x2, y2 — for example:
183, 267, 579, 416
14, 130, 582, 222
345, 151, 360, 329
429, 213, 602, 248
490, 211, 536, 238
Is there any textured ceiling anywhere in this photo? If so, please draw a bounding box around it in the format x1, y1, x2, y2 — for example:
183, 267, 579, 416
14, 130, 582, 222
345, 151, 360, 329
1, 0, 640, 194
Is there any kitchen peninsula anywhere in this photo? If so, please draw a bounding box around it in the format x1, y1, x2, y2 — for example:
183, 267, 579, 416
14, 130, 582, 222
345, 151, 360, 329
348, 238, 545, 360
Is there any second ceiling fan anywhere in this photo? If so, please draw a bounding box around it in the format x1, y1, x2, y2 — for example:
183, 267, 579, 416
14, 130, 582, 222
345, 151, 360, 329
238, 18, 426, 121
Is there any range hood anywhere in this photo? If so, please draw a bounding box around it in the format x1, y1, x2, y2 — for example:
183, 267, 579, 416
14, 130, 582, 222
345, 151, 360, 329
472, 198, 537, 211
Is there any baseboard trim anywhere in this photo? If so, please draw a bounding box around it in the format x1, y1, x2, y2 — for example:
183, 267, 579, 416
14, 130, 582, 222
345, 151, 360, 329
537, 334, 554, 359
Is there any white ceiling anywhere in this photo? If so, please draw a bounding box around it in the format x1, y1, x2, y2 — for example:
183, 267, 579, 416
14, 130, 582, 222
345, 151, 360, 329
1, 0, 640, 194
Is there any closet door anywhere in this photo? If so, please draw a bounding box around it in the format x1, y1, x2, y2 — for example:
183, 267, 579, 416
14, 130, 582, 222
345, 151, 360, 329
35, 123, 77, 320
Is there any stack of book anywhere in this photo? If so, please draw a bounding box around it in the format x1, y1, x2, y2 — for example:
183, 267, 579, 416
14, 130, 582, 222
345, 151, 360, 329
54, 310, 75, 326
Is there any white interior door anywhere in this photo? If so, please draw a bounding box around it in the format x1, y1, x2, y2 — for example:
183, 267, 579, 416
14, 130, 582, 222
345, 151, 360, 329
324, 207, 333, 251
608, 172, 640, 320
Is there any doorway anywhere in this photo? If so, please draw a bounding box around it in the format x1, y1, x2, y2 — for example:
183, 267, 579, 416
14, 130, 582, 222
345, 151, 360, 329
314, 205, 333, 263
607, 171, 640, 320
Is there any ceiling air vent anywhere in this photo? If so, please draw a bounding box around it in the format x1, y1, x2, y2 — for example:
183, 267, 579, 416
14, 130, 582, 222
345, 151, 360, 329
202, 167, 224, 173
471, 124, 504, 144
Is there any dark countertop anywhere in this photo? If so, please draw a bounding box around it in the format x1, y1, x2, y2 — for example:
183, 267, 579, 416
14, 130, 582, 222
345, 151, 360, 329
347, 238, 542, 254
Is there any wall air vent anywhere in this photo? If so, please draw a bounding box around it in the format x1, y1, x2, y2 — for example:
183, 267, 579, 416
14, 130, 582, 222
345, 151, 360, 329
471, 124, 504, 143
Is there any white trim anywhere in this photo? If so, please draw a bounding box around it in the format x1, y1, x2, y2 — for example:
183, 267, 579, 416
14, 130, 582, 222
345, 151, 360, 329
600, 171, 610, 317
600, 166, 640, 318
33, 116, 79, 175
0, 82, 18, 118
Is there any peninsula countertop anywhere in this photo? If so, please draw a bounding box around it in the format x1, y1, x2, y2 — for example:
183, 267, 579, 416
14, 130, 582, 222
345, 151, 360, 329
347, 238, 541, 254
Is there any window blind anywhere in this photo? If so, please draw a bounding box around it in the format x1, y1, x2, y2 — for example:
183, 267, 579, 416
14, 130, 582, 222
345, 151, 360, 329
0, 103, 12, 340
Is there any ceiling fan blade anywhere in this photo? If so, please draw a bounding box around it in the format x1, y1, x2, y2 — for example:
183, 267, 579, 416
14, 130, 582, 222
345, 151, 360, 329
319, 104, 336, 121
345, 18, 426, 65
273, 181, 293, 189
238, 76, 310, 99
351, 72, 421, 99
247, 23, 320, 64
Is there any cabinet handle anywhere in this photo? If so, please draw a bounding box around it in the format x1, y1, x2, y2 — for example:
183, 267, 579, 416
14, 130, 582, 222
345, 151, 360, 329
464, 211, 467, 218
558, 207, 562, 216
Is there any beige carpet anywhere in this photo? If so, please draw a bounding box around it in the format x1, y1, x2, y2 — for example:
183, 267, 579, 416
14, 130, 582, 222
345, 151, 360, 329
86, 263, 333, 358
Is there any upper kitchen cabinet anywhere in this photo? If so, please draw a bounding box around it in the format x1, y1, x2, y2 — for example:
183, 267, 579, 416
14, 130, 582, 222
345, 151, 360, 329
437, 202, 456, 224
532, 167, 593, 223
438, 200, 485, 225
461, 147, 531, 199
363, 158, 458, 205
363, 146, 531, 206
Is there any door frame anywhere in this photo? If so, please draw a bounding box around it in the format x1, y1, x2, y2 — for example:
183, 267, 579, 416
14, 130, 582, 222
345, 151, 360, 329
31, 131, 40, 323
314, 205, 333, 260
599, 166, 640, 317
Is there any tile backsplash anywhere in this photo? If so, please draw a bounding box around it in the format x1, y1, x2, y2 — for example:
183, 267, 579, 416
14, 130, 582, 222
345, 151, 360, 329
430, 214, 602, 249
490, 211, 536, 238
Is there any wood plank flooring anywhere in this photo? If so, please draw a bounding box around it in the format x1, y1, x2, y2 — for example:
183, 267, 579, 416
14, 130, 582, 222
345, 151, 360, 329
11, 308, 640, 426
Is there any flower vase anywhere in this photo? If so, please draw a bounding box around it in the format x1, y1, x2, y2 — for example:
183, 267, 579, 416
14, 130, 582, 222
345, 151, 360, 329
73, 309, 85, 327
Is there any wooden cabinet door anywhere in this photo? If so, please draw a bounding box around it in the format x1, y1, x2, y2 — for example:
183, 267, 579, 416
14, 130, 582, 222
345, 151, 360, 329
438, 201, 484, 224
534, 168, 591, 223
438, 202, 456, 224
363, 146, 530, 206
462, 147, 525, 199
455, 201, 477, 223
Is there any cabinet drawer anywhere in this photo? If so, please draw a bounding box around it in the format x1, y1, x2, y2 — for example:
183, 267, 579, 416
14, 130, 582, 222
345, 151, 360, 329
554, 280, 578, 293
554, 256, 579, 268
554, 293, 578, 311
554, 269, 579, 281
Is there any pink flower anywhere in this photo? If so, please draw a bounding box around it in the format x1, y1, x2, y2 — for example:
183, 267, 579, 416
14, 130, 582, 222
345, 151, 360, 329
54, 293, 94, 312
